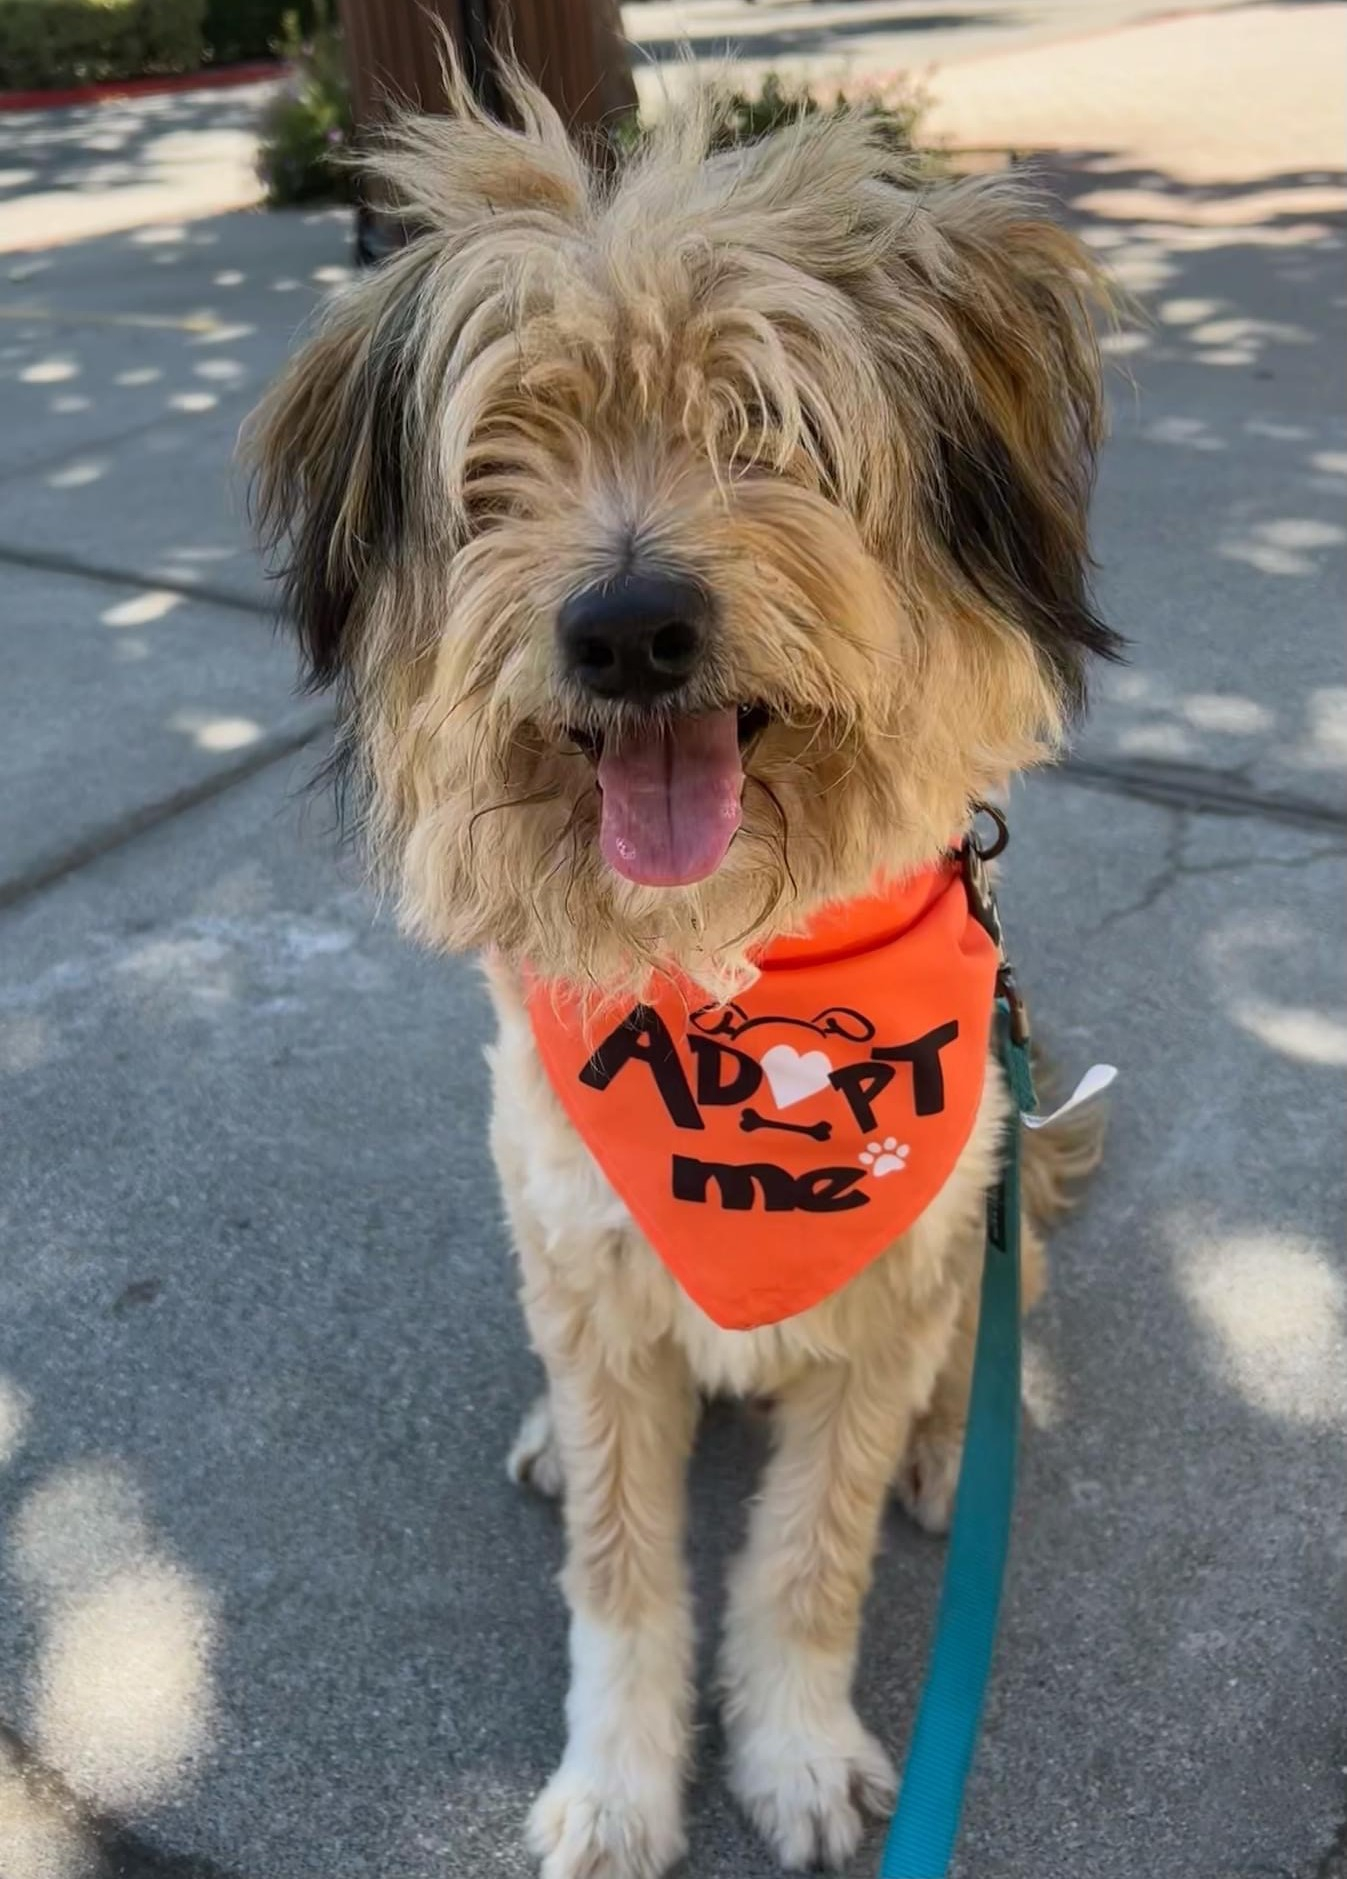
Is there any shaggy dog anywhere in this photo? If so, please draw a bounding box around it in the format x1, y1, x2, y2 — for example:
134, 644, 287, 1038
248, 63, 1117, 1879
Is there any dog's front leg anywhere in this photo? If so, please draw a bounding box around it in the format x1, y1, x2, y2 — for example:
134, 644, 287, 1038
721, 1347, 941, 1871
525, 1317, 697, 1879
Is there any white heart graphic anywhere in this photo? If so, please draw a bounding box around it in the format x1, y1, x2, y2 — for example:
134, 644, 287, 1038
759, 1043, 834, 1110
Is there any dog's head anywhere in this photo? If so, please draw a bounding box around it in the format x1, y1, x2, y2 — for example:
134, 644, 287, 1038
247, 66, 1119, 995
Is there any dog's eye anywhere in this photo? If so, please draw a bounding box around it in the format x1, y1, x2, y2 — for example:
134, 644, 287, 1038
460, 454, 526, 533
740, 395, 782, 438
722, 396, 782, 467
725, 396, 840, 497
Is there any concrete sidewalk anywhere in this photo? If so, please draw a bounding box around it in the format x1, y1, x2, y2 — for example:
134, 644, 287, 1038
0, 205, 351, 906
923, 2, 1346, 187
0, 83, 275, 252
623, 0, 1255, 112
0, 11, 1344, 1878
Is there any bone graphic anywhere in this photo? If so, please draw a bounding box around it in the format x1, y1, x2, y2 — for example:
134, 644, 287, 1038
739, 1108, 833, 1142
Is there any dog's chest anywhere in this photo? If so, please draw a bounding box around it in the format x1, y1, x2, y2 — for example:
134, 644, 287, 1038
515, 1109, 824, 1394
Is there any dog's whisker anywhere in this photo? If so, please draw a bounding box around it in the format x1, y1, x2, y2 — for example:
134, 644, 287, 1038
418, 676, 495, 750
466, 787, 560, 850
535, 795, 588, 891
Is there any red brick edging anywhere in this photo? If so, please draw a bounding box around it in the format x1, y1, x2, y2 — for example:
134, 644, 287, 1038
0, 60, 283, 114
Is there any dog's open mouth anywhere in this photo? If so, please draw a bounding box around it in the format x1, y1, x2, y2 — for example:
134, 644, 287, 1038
572, 705, 768, 889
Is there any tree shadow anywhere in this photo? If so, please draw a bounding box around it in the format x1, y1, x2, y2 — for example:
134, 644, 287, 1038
627, 3, 1009, 65
1021, 152, 1347, 807
0, 84, 277, 204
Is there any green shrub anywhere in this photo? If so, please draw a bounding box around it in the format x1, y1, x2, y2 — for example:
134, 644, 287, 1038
606, 71, 927, 170
138, 0, 201, 70
202, 0, 313, 66
0, 0, 205, 90
717, 71, 928, 152
255, 4, 352, 205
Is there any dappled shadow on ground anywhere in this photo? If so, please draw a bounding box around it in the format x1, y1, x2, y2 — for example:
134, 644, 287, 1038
0, 206, 349, 907
0, 206, 352, 592
1043, 155, 1345, 380
1031, 154, 1347, 804
0, 84, 277, 204
0, 1416, 225, 1878
627, 0, 1006, 64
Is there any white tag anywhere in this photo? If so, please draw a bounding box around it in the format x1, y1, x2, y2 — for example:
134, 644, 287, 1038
1022, 1063, 1117, 1131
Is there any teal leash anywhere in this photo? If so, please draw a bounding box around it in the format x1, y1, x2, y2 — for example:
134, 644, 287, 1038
879, 818, 1037, 1879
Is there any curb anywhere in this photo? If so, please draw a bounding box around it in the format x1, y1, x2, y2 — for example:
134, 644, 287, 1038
0, 60, 283, 114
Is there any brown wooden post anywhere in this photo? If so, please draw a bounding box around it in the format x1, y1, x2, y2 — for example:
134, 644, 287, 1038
501, 0, 637, 128
341, 0, 637, 136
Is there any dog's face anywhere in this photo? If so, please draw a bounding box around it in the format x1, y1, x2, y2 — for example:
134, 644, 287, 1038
248, 74, 1118, 995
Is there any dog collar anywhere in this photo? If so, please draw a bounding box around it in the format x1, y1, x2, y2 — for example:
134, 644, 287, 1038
526, 859, 1000, 1330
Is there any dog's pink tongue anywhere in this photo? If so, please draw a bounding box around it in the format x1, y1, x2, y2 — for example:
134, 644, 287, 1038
598, 709, 743, 886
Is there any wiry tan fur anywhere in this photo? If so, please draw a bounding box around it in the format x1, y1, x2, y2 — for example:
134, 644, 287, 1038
248, 56, 1113, 1879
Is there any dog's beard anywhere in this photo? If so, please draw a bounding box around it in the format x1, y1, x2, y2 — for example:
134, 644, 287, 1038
365, 621, 1009, 1006
395, 712, 905, 1002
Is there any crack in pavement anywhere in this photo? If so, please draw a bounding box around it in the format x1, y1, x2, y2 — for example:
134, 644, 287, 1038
1054, 754, 1347, 834
0, 704, 332, 914
1088, 806, 1347, 934
1, 708, 1341, 922
0, 543, 269, 616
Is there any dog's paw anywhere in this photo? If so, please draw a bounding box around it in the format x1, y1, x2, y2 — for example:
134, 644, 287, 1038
894, 1422, 964, 1535
728, 1707, 896, 1871
508, 1393, 564, 1499
527, 1759, 686, 1879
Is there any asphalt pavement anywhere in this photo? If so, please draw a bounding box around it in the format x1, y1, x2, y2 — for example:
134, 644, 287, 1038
0, 22, 1344, 1879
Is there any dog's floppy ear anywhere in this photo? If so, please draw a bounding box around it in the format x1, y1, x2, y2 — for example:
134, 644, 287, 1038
244, 247, 436, 691
908, 182, 1124, 709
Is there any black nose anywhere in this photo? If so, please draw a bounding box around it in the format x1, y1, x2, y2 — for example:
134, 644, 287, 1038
558, 572, 709, 704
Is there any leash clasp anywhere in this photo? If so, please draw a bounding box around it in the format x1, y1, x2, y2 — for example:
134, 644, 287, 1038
958, 801, 1031, 1048
996, 959, 1032, 1048
968, 799, 1009, 862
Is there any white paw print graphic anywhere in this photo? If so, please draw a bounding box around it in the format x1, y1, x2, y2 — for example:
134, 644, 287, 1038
858, 1137, 909, 1178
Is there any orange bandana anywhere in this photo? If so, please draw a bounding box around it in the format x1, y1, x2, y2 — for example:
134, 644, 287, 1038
526, 861, 999, 1330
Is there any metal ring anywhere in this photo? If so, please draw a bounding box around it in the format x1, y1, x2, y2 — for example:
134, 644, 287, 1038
968, 800, 1009, 861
